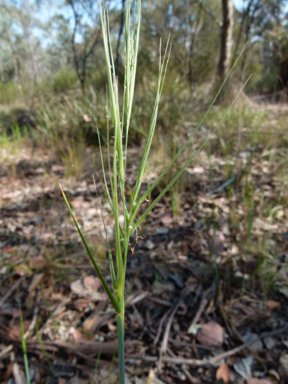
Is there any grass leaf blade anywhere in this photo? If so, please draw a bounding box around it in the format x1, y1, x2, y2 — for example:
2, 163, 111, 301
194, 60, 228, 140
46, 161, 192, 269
130, 75, 252, 234
60, 184, 121, 313
93, 175, 117, 294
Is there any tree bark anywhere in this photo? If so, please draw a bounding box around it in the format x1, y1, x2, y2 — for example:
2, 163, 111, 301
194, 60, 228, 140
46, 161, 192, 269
115, 0, 125, 77
218, 0, 234, 81
231, 0, 255, 67
187, 2, 203, 92
68, 0, 101, 95
240, 0, 260, 82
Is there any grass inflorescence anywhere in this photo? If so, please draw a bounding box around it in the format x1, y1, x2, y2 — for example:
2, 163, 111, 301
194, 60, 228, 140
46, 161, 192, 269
60, 1, 250, 382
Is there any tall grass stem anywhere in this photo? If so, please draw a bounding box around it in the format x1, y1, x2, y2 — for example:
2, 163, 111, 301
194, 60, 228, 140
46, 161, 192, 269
117, 314, 126, 384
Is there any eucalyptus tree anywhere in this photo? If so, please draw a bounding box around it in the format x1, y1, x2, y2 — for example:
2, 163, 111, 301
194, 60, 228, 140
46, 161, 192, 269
66, 0, 103, 94
0, 0, 47, 103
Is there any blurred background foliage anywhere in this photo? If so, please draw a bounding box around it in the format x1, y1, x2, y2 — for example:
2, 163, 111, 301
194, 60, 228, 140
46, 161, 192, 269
0, 0, 287, 148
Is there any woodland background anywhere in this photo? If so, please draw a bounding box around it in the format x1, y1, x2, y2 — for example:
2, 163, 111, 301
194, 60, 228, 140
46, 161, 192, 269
1, 1, 288, 384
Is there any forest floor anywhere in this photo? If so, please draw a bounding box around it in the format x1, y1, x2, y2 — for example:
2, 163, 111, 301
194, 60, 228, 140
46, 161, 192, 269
0, 99, 288, 384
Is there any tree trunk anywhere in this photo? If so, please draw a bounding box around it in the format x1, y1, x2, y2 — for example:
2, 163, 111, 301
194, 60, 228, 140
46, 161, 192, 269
231, 0, 255, 67
218, 0, 234, 81
187, 2, 203, 93
115, 0, 125, 77
13, 56, 23, 97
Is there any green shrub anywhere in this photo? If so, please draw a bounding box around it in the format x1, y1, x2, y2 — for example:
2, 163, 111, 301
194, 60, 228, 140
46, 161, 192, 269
252, 73, 278, 94
52, 70, 77, 93
0, 81, 18, 104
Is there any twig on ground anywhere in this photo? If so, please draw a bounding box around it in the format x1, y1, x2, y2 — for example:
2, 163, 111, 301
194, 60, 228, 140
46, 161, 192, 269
0, 277, 24, 307
168, 338, 212, 351
190, 280, 216, 326
125, 291, 150, 307
153, 309, 172, 346
24, 305, 39, 339
167, 347, 200, 384
127, 342, 248, 367
0, 344, 13, 360
259, 324, 288, 339
150, 297, 173, 307
218, 303, 267, 370
160, 287, 190, 355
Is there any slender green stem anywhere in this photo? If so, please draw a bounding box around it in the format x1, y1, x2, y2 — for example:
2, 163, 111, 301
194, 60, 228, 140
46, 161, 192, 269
130, 43, 248, 221
61, 3, 248, 384
117, 314, 125, 384
20, 306, 31, 384
23, 355, 31, 384
60, 184, 121, 314
129, 75, 252, 234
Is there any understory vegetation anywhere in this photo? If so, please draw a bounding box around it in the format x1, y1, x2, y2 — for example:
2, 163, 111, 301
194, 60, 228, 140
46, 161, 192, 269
1, 0, 288, 383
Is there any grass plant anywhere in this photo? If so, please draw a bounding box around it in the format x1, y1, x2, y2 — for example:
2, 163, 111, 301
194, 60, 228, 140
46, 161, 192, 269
60, 1, 250, 382
19, 305, 31, 384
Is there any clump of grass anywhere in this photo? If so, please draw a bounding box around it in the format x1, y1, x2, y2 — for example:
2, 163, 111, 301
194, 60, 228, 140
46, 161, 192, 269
60, 1, 249, 382
52, 70, 77, 93
37, 100, 88, 177
0, 81, 19, 105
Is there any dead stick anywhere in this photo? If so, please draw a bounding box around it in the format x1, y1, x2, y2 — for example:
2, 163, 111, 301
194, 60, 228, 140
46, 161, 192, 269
127, 343, 247, 367
0, 277, 24, 307
153, 308, 172, 346
167, 347, 200, 384
160, 287, 190, 355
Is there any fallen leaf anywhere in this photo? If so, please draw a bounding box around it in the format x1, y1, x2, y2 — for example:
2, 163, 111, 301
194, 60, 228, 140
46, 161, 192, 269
12, 308, 20, 319
207, 230, 225, 255
29, 256, 47, 270
233, 355, 253, 379
83, 114, 91, 122
13, 362, 26, 384
266, 300, 280, 310
73, 299, 91, 311
279, 353, 288, 380
246, 379, 273, 384
169, 273, 184, 288
86, 208, 99, 218
216, 363, 229, 384
196, 321, 224, 347
40, 232, 54, 241
72, 196, 90, 209
68, 327, 93, 341
243, 332, 263, 352
234, 303, 255, 316
29, 273, 44, 291
58, 377, 68, 384
267, 369, 280, 382
160, 214, 173, 225
1, 363, 13, 381
147, 369, 166, 384
51, 164, 66, 172
107, 321, 117, 331
70, 279, 106, 301
9, 321, 30, 339
263, 336, 276, 350
186, 166, 205, 174
253, 218, 278, 232
144, 239, 154, 250
83, 317, 101, 332
2, 246, 15, 254
279, 287, 288, 298
25, 292, 35, 309
14, 264, 32, 276
83, 276, 102, 290
58, 378, 67, 384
